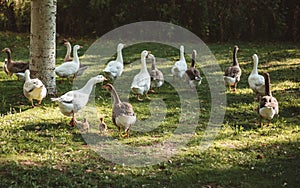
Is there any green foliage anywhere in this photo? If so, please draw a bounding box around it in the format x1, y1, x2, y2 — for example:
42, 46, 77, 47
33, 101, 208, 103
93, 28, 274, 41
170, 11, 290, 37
0, 33, 300, 187
1, 0, 300, 41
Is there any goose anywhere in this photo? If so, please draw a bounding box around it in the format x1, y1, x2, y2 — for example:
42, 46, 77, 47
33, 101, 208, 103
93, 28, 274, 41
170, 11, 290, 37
149, 54, 164, 92
258, 72, 279, 126
98, 117, 107, 132
62, 39, 88, 77
224, 45, 242, 92
76, 118, 90, 133
2, 48, 29, 75
55, 45, 82, 80
51, 75, 107, 126
23, 70, 47, 108
63, 39, 72, 62
3, 58, 25, 80
130, 50, 151, 101
248, 54, 265, 101
184, 50, 202, 88
103, 83, 136, 137
171, 45, 187, 78
103, 43, 125, 80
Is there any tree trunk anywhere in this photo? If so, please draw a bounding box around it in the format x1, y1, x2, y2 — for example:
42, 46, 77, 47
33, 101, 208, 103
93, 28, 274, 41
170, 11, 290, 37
30, 0, 57, 94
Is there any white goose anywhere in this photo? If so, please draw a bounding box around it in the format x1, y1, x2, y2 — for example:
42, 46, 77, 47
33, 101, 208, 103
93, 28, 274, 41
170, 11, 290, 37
248, 54, 265, 101
258, 72, 279, 126
149, 53, 164, 92
55, 45, 82, 80
51, 75, 107, 126
130, 50, 151, 101
103, 43, 125, 80
23, 70, 47, 107
62, 40, 88, 77
171, 45, 187, 78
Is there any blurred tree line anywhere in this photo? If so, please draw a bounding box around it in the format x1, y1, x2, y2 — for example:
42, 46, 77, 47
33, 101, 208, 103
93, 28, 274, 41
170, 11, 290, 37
0, 0, 299, 42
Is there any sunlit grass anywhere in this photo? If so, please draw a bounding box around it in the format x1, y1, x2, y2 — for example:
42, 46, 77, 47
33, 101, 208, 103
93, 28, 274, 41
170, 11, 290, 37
0, 32, 300, 187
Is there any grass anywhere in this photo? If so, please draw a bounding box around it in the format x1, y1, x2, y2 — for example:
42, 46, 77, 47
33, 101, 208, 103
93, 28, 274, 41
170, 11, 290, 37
0, 31, 300, 187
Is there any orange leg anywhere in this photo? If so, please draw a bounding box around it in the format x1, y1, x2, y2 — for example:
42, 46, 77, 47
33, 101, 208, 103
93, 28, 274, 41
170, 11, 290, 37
233, 83, 237, 92
69, 113, 77, 126
30, 100, 35, 108
38, 100, 42, 105
145, 93, 151, 100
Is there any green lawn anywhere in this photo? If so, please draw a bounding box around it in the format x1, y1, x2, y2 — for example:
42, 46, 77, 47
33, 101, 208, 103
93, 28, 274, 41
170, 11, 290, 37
0, 32, 299, 187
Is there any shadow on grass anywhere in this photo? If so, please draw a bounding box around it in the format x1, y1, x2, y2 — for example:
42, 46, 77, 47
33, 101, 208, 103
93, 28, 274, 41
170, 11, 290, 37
0, 139, 299, 187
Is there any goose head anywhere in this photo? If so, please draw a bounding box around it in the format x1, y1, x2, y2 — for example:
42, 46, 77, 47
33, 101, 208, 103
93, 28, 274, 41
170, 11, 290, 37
63, 41, 71, 47
62, 39, 70, 45
2, 48, 10, 53
234, 45, 239, 52
73, 45, 82, 51
192, 50, 197, 57
24, 69, 30, 77
141, 50, 150, 58
102, 83, 113, 92
147, 54, 155, 60
252, 54, 258, 63
93, 75, 107, 84
117, 43, 125, 51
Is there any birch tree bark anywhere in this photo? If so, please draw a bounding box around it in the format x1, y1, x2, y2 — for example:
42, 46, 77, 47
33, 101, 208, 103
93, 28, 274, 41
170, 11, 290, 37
30, 0, 57, 94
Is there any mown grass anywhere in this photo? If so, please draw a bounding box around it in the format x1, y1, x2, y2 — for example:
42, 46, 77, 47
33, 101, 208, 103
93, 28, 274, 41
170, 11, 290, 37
0, 32, 300, 187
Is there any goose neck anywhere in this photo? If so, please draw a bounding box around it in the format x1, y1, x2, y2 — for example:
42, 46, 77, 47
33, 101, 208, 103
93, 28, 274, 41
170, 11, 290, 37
116, 48, 123, 63
80, 78, 97, 94
25, 71, 31, 81
264, 74, 271, 96
73, 47, 80, 63
233, 48, 238, 66
180, 50, 185, 61
141, 56, 147, 72
109, 86, 121, 104
65, 43, 72, 60
191, 53, 196, 67
5, 50, 11, 63
251, 59, 258, 74
151, 58, 157, 70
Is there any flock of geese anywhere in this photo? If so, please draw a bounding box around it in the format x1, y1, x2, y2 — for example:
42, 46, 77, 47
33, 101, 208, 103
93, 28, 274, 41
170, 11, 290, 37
1, 42, 279, 137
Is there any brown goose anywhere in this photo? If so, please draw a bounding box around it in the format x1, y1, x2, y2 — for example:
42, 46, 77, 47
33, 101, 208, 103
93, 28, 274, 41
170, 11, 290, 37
76, 118, 90, 133
184, 50, 202, 88
103, 83, 136, 137
224, 45, 242, 92
98, 117, 108, 132
62, 39, 72, 62
2, 48, 29, 75
149, 54, 164, 92
258, 73, 279, 126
